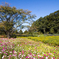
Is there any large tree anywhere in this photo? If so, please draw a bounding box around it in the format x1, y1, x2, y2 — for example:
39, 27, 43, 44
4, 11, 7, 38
30, 10, 59, 34
0, 2, 35, 38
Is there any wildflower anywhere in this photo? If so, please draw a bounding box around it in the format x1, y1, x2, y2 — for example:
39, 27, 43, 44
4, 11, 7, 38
2, 55, 4, 59
49, 53, 51, 55
9, 51, 12, 53
26, 56, 28, 58
22, 51, 24, 54
9, 55, 12, 57
4, 52, 6, 54
13, 50, 14, 54
44, 54, 46, 56
18, 44, 19, 46
14, 51, 17, 54
12, 54, 17, 56
53, 57, 55, 59
57, 57, 59, 59
42, 57, 44, 58
54, 52, 55, 53
0, 52, 2, 53
46, 56, 48, 59
0, 41, 2, 43
2, 47, 5, 52
30, 53, 32, 55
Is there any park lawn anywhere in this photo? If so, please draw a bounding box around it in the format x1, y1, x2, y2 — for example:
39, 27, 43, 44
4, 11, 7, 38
0, 36, 59, 59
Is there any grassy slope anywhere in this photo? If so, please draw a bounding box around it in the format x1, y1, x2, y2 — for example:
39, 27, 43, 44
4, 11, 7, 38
10, 37, 59, 58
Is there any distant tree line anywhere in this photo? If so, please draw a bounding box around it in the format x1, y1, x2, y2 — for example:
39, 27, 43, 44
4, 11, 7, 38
28, 10, 59, 34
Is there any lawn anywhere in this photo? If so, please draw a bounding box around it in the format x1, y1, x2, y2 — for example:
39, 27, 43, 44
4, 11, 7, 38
0, 36, 59, 59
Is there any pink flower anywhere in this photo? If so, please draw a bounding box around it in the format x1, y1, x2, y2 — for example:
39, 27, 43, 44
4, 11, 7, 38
57, 57, 59, 59
49, 53, 51, 55
19, 52, 21, 54
12, 54, 17, 56
20, 45, 22, 46
4, 52, 6, 54
9, 55, 12, 57
35, 47, 36, 49
46, 52, 48, 54
2, 47, 4, 52
42, 57, 44, 58
34, 54, 36, 56
18, 44, 19, 46
38, 56, 39, 58
53, 57, 55, 59
30, 53, 32, 55
1, 44, 3, 46
46, 56, 48, 57
26, 56, 28, 58
44, 54, 46, 56
51, 49, 53, 51
54, 52, 55, 53
0, 41, 2, 43
13, 50, 14, 54
6, 53, 8, 55
22, 51, 24, 54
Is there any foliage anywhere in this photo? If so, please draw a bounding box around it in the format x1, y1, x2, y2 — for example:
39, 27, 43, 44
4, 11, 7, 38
19, 30, 23, 34
0, 2, 35, 38
30, 10, 59, 34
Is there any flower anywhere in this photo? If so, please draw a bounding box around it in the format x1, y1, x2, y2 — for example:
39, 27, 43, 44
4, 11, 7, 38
2, 55, 4, 59
49, 53, 51, 55
42, 57, 44, 58
54, 52, 55, 53
22, 51, 24, 54
44, 54, 46, 56
2, 47, 5, 52
26, 56, 28, 58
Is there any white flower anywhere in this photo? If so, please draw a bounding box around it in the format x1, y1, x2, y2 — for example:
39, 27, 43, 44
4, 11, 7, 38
0, 52, 2, 53
33, 58, 36, 59
14, 51, 17, 53
42, 52, 44, 54
2, 55, 4, 59
38, 55, 42, 57
24, 55, 25, 56
18, 44, 19, 46
51, 57, 53, 59
46, 57, 48, 59
22, 55, 23, 57
9, 51, 12, 53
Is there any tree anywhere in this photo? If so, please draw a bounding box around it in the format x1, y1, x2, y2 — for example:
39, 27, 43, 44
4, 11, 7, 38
30, 10, 59, 34
0, 2, 35, 38
19, 30, 23, 34
24, 30, 28, 34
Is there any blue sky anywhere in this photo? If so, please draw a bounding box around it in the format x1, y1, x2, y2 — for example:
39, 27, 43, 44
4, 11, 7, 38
0, 0, 59, 21
0, 0, 59, 31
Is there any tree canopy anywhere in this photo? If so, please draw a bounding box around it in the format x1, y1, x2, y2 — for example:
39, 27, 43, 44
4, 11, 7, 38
0, 2, 35, 38
29, 10, 59, 34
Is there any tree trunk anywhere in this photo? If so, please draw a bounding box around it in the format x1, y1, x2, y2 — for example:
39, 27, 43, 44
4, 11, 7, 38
7, 31, 10, 39
43, 28, 45, 34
